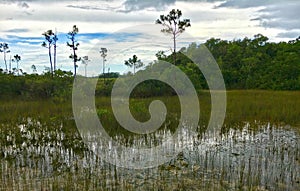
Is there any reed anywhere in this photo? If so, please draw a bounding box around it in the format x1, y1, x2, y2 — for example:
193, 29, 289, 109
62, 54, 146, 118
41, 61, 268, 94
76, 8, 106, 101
0, 90, 299, 190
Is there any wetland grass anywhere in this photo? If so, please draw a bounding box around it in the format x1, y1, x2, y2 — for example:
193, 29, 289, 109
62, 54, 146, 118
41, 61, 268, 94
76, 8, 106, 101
225, 90, 300, 129
0, 90, 299, 190
95, 90, 300, 132
1, 90, 299, 129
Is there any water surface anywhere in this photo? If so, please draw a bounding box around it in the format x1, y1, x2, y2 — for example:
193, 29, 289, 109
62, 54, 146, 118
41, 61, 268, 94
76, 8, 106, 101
0, 118, 299, 190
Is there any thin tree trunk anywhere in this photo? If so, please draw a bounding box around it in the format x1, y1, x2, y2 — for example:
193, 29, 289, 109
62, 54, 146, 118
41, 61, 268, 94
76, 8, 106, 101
54, 44, 56, 71
48, 45, 53, 77
9, 55, 11, 73
4, 52, 7, 72
102, 57, 105, 82
54, 30, 57, 72
17, 61, 19, 76
173, 34, 176, 65
73, 43, 76, 76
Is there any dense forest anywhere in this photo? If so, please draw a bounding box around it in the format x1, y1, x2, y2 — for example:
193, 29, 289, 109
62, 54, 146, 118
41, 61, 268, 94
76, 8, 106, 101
206, 34, 300, 90
160, 34, 300, 90
0, 34, 299, 100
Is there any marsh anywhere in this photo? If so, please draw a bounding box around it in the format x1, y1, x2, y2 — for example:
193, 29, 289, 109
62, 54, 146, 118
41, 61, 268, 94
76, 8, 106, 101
0, 91, 299, 190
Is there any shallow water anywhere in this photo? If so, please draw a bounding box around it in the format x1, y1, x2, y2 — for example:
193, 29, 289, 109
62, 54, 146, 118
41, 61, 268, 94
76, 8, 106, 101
0, 118, 299, 190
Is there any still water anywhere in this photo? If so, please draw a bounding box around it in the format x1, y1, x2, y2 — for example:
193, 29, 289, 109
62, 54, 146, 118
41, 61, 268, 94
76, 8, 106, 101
0, 118, 299, 190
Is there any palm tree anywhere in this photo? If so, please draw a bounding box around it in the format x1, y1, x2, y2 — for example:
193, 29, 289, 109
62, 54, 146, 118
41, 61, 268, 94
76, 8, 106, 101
100, 47, 107, 80
12, 54, 21, 75
0, 43, 10, 72
124, 55, 143, 74
42, 30, 54, 76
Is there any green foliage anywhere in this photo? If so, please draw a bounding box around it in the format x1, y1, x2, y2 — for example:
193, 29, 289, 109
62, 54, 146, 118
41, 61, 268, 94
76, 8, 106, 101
153, 50, 207, 91
99, 72, 120, 78
142, 34, 300, 93
95, 78, 115, 96
151, 34, 300, 91
204, 34, 300, 90
130, 80, 176, 98
0, 69, 73, 101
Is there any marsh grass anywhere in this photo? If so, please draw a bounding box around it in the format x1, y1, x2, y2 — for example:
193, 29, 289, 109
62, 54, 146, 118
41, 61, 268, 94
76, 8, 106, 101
95, 90, 300, 134
0, 90, 299, 190
224, 90, 300, 129
1, 90, 299, 139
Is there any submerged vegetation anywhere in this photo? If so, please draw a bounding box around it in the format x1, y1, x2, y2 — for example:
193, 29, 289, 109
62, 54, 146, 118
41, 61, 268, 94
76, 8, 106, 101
0, 91, 299, 190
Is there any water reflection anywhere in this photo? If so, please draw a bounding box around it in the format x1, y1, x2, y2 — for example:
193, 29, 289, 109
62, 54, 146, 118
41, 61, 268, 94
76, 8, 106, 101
0, 119, 299, 190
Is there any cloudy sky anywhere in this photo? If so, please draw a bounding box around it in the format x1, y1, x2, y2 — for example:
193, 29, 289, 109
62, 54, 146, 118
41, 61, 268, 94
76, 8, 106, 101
0, 0, 299, 75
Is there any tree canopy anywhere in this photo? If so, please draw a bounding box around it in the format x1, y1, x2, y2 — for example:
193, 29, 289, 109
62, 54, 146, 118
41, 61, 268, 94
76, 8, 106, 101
153, 34, 300, 91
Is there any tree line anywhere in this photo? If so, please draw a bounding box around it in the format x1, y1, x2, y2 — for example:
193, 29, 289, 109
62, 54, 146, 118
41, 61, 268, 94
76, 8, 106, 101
147, 34, 299, 92
205, 34, 300, 90
0, 33, 298, 100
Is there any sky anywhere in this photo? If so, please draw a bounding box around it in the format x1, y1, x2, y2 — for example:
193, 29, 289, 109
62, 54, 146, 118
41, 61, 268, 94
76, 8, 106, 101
0, 0, 299, 76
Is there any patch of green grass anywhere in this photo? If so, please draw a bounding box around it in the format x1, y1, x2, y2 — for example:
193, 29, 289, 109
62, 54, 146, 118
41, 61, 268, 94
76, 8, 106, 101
0, 90, 299, 133
225, 90, 300, 129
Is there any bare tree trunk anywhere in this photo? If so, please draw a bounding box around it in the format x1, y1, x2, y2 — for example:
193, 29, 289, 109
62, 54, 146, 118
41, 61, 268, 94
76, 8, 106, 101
4, 52, 7, 72
48, 46, 53, 77
73, 41, 76, 76
54, 44, 56, 71
9, 55, 11, 73
173, 34, 176, 65
17, 61, 19, 76
54, 30, 57, 72
103, 57, 105, 83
